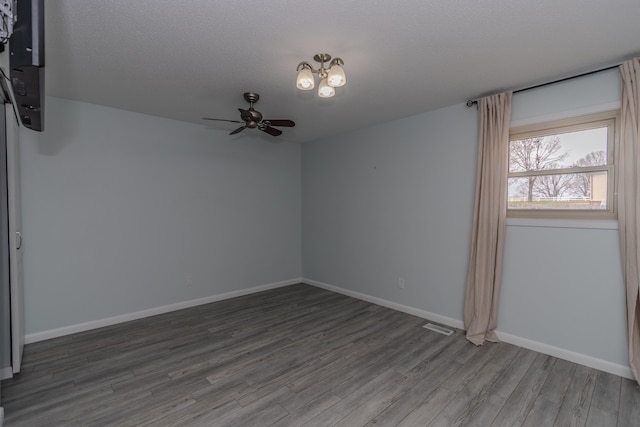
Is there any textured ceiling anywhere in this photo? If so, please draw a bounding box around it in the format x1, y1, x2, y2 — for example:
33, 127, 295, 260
43, 0, 640, 143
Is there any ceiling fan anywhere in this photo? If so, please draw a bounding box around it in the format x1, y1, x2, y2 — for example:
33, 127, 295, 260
203, 92, 295, 136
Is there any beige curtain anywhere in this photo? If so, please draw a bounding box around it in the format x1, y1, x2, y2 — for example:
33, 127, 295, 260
464, 92, 512, 346
618, 58, 640, 384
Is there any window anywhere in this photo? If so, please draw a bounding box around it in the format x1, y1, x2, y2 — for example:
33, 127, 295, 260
508, 111, 617, 219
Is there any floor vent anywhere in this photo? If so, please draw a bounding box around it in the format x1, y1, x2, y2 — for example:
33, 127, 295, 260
423, 323, 454, 336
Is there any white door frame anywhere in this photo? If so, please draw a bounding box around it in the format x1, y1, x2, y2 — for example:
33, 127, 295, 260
6, 104, 23, 374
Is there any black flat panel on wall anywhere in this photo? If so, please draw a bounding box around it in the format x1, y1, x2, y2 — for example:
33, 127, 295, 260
9, 0, 45, 132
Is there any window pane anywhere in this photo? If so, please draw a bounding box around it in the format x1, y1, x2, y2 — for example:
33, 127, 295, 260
509, 127, 608, 173
508, 171, 608, 210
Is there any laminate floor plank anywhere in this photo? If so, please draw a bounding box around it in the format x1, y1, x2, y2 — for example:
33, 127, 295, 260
522, 395, 562, 427
553, 365, 597, 427
270, 391, 341, 427
58, 388, 157, 426
540, 358, 577, 403
365, 356, 463, 426
489, 347, 539, 399
3, 385, 115, 427
163, 397, 243, 427
115, 395, 198, 427
617, 377, 640, 427
286, 324, 430, 396
301, 368, 403, 427
148, 386, 247, 426
237, 343, 361, 407
1, 283, 637, 426
169, 336, 294, 384
279, 345, 381, 410
329, 341, 426, 399
396, 386, 455, 427
332, 374, 413, 426
335, 335, 471, 426
585, 407, 618, 427
427, 361, 507, 427
589, 370, 621, 417
392, 332, 462, 376
238, 333, 368, 395
516, 359, 577, 427
190, 379, 253, 402
437, 341, 503, 393
489, 355, 556, 427
203, 386, 292, 427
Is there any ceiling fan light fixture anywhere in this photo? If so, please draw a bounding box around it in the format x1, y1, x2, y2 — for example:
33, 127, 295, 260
318, 78, 335, 98
327, 58, 346, 87
296, 53, 346, 98
296, 62, 315, 90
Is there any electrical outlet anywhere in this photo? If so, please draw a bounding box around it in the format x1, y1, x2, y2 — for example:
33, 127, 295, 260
185, 275, 193, 286
398, 277, 405, 289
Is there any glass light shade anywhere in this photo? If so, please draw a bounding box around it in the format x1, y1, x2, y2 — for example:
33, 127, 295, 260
318, 78, 335, 98
327, 64, 346, 87
296, 67, 315, 90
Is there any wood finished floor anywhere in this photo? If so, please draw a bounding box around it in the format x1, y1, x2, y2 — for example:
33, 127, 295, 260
2, 284, 639, 426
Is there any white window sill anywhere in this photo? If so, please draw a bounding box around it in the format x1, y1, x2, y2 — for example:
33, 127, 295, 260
506, 217, 619, 230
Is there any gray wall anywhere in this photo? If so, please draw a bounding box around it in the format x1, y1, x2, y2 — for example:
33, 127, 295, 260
19, 71, 629, 372
501, 70, 626, 366
302, 69, 628, 369
20, 97, 302, 335
302, 103, 477, 320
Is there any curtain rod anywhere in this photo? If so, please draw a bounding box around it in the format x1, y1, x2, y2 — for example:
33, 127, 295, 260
465, 63, 622, 107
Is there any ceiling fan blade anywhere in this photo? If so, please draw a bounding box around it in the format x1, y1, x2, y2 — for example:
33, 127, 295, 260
265, 120, 295, 127
260, 126, 283, 136
238, 108, 252, 122
229, 125, 246, 135
203, 118, 244, 124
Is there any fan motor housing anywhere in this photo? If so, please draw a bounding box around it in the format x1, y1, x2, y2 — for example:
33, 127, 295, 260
248, 110, 262, 122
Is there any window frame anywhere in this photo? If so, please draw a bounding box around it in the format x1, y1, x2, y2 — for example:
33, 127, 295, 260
507, 110, 618, 220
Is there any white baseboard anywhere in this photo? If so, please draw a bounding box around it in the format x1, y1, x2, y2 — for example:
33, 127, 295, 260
25, 278, 302, 344
496, 331, 634, 380
302, 278, 465, 330
302, 277, 634, 380
23, 276, 634, 381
